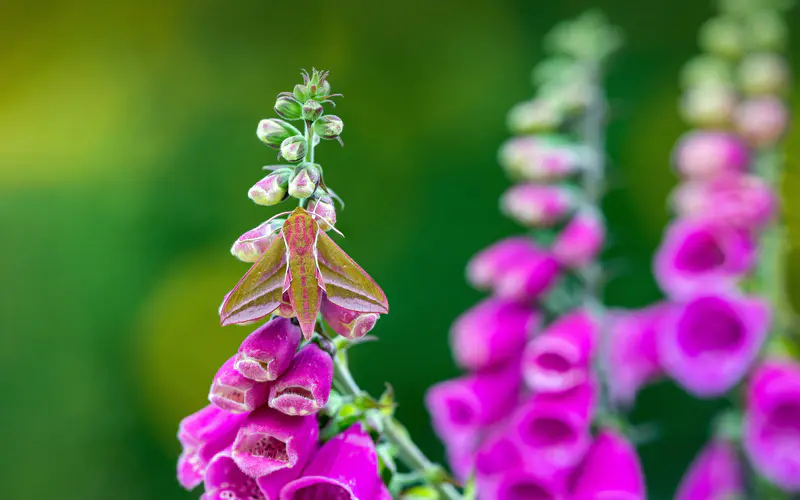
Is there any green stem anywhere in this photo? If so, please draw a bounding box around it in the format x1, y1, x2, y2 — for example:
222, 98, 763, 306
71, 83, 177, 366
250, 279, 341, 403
332, 355, 464, 500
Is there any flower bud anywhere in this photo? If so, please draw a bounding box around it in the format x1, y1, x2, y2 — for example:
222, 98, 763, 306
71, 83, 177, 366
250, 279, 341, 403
500, 184, 578, 228
734, 96, 789, 148
672, 131, 749, 180
231, 407, 318, 478
553, 208, 606, 269
493, 250, 560, 302
498, 136, 582, 182
308, 194, 337, 231
293, 83, 310, 102
268, 344, 333, 416
466, 237, 538, 290
257, 119, 299, 149
287, 163, 321, 199
507, 98, 563, 134
301, 99, 323, 121
679, 85, 737, 127
699, 16, 744, 59
248, 169, 292, 206
746, 11, 788, 52
738, 53, 790, 96
235, 317, 303, 382
321, 298, 378, 339
230, 218, 285, 263
274, 95, 302, 120
680, 55, 734, 89
313, 115, 344, 139
280, 136, 307, 162
208, 356, 271, 413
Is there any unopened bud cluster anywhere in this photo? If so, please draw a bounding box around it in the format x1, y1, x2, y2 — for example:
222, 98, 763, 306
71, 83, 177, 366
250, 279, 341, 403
426, 13, 645, 499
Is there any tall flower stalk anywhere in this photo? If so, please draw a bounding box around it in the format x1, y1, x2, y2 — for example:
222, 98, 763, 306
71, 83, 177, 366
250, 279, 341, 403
426, 12, 647, 499
178, 69, 463, 500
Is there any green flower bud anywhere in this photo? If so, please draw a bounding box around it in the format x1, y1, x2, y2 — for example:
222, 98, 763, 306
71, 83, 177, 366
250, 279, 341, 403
679, 84, 737, 127
302, 100, 324, 121
313, 115, 344, 140
507, 98, 563, 134
293, 84, 311, 102
314, 80, 331, 100
280, 136, 307, 162
738, 53, 790, 96
256, 119, 300, 149
699, 16, 744, 59
274, 95, 302, 120
680, 55, 734, 89
745, 11, 788, 51
288, 163, 321, 199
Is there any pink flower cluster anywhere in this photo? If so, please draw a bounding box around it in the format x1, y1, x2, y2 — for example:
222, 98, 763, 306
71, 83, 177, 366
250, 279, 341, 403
426, 131, 646, 497
176, 317, 388, 499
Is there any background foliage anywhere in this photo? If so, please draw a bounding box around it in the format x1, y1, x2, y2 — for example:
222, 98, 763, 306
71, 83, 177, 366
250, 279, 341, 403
1, 0, 798, 498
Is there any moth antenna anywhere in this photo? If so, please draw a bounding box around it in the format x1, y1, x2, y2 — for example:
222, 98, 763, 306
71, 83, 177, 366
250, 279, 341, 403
262, 164, 285, 171
264, 210, 293, 225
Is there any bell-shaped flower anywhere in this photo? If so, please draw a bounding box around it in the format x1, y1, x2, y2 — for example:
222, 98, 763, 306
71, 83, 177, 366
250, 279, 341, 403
450, 298, 539, 371
743, 359, 800, 492
425, 359, 522, 446
675, 439, 744, 500
280, 423, 380, 500
268, 344, 333, 416
232, 407, 318, 478
654, 218, 756, 297
659, 291, 770, 397
522, 310, 597, 393
606, 305, 666, 405
569, 430, 645, 500
231, 219, 285, 263
209, 355, 272, 413
177, 405, 248, 490
467, 237, 555, 294
500, 184, 578, 228
235, 317, 303, 382
487, 468, 567, 500
552, 208, 606, 269
498, 136, 582, 182
201, 450, 265, 500
492, 250, 560, 302
672, 130, 750, 180
321, 297, 379, 340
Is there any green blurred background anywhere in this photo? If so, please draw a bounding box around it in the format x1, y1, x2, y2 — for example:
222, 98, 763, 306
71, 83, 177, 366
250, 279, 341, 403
1, 0, 798, 498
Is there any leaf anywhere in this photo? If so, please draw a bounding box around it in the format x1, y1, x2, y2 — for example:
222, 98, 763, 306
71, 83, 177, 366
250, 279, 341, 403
220, 236, 288, 325
316, 230, 389, 314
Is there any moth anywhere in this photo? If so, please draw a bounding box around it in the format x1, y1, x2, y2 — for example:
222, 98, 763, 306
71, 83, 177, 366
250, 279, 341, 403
220, 207, 389, 338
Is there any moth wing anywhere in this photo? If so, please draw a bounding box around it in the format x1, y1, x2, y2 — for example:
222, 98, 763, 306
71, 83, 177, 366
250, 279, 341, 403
220, 236, 289, 325
316, 231, 389, 314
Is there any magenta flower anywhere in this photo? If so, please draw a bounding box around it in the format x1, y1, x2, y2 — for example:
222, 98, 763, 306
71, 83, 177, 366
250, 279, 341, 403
659, 291, 770, 397
232, 407, 318, 478
488, 468, 566, 500
675, 439, 743, 500
654, 218, 756, 297
493, 250, 560, 302
672, 130, 749, 180
235, 317, 303, 382
672, 173, 777, 231
500, 184, 578, 228
280, 423, 380, 500
522, 309, 597, 393
498, 136, 582, 182
552, 208, 606, 269
202, 450, 265, 500
445, 441, 478, 483
569, 430, 645, 500
474, 427, 524, 479
467, 237, 540, 290
373, 483, 392, 500
177, 405, 248, 490
268, 343, 333, 416
209, 355, 272, 413
606, 305, 665, 405
425, 359, 522, 445
231, 219, 284, 263
320, 298, 379, 339
743, 359, 800, 492
450, 298, 539, 371
511, 380, 595, 471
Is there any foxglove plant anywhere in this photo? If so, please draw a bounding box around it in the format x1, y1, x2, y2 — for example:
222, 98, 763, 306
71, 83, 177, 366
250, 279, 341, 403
425, 11, 649, 499
644, 0, 798, 496
177, 69, 464, 500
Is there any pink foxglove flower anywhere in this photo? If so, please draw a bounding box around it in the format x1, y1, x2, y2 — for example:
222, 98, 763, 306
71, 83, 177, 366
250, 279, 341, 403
467, 238, 559, 299
500, 184, 578, 227
654, 218, 756, 297
606, 305, 665, 405
498, 136, 582, 182
659, 291, 770, 397
232, 407, 318, 478
489, 468, 567, 500
743, 360, 800, 492
522, 309, 597, 393
467, 237, 540, 290
734, 96, 790, 148
675, 439, 743, 500
177, 405, 248, 490
235, 317, 303, 382
320, 297, 379, 339
268, 344, 333, 416
202, 450, 265, 500
209, 355, 272, 413
280, 423, 380, 500
231, 219, 285, 263
450, 297, 539, 371
569, 430, 645, 500
552, 207, 606, 269
672, 130, 750, 180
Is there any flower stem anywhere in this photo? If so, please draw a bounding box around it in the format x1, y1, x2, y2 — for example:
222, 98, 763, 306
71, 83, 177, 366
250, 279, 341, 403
331, 354, 464, 500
